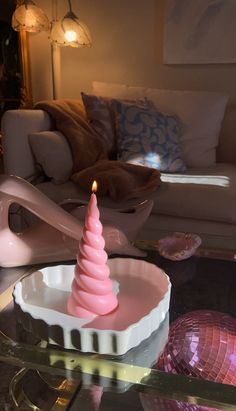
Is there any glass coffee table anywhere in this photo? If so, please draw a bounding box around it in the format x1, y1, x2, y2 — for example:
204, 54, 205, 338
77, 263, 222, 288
0, 238, 236, 411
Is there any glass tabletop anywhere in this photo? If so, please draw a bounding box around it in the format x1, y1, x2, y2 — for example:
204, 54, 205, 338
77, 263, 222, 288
0, 242, 236, 411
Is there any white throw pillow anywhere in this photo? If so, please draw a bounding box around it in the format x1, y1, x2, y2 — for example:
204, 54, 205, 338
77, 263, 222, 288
92, 82, 229, 167
29, 131, 73, 184
92, 81, 146, 100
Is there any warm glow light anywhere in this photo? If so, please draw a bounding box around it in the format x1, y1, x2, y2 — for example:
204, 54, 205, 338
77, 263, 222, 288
64, 30, 77, 42
92, 181, 98, 193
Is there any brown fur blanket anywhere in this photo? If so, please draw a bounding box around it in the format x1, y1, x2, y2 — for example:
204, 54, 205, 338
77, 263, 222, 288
35, 100, 161, 201
71, 159, 160, 202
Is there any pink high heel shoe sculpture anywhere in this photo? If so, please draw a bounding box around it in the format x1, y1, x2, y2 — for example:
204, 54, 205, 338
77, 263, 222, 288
0, 175, 153, 267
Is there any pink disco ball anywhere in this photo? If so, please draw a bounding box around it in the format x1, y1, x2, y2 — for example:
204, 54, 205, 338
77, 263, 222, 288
157, 310, 236, 385
140, 310, 236, 411
140, 396, 218, 411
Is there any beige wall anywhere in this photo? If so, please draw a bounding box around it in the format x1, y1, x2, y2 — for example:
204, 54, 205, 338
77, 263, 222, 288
29, 0, 236, 104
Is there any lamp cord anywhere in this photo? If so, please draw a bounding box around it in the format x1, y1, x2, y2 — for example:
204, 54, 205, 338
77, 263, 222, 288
68, 0, 72, 13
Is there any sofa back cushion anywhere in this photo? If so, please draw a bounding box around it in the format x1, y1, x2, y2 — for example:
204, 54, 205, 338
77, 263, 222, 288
29, 131, 73, 184
217, 107, 236, 164
92, 82, 228, 168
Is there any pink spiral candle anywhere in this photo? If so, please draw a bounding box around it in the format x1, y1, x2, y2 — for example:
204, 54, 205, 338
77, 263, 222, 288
67, 181, 118, 318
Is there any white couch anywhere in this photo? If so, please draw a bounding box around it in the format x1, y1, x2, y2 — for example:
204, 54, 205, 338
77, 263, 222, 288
2, 83, 236, 249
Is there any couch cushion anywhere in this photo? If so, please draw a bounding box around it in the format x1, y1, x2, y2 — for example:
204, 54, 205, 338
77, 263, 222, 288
112, 100, 186, 173
92, 81, 228, 168
29, 131, 73, 184
146, 89, 228, 168
154, 163, 236, 224
93, 81, 146, 99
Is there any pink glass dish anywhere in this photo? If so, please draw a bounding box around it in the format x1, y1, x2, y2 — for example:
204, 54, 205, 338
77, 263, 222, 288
156, 232, 202, 261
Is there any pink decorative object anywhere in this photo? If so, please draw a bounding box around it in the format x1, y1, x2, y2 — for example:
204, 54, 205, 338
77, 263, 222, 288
67, 182, 118, 317
0, 175, 152, 267
140, 396, 219, 411
140, 310, 236, 411
89, 386, 103, 411
157, 232, 202, 260
156, 310, 236, 385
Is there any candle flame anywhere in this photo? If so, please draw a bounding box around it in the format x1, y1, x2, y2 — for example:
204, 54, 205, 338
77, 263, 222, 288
92, 180, 98, 193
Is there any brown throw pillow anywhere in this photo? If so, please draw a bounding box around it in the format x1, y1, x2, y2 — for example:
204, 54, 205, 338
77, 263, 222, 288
81, 92, 116, 155
81, 92, 148, 158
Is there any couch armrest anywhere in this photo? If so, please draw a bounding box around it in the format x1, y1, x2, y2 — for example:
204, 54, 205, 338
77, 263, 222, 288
1, 109, 53, 179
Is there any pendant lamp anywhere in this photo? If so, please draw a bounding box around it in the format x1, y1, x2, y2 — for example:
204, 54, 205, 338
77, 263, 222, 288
50, 0, 92, 47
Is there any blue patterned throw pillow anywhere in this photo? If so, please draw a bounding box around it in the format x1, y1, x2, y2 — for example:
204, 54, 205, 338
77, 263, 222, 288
113, 101, 186, 173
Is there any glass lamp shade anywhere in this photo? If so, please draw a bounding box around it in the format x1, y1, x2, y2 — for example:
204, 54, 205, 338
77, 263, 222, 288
52, 11, 92, 48
50, 20, 68, 46
12, 0, 50, 33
